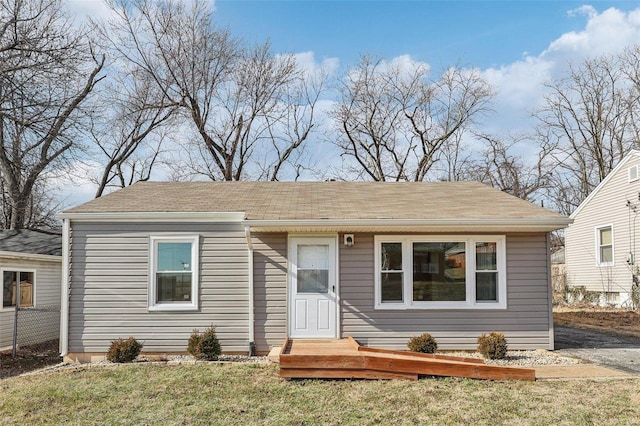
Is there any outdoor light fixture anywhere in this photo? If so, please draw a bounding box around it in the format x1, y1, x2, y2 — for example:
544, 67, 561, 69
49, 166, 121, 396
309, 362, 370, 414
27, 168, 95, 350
344, 234, 354, 247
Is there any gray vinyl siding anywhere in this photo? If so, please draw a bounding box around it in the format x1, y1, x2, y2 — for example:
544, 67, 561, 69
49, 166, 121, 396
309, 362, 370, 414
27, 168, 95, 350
251, 232, 552, 352
253, 233, 288, 353
340, 233, 553, 350
0, 258, 61, 350
565, 155, 640, 296
68, 222, 249, 354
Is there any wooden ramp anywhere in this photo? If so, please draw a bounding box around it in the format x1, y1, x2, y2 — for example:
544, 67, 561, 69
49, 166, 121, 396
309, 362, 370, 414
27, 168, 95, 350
279, 337, 535, 381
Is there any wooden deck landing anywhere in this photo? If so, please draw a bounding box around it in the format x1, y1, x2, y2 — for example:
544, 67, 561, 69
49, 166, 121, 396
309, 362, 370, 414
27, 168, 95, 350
279, 337, 535, 381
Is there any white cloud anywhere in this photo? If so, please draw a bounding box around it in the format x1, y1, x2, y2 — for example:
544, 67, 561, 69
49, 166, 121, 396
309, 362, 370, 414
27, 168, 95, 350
64, 0, 115, 24
293, 51, 340, 77
386, 54, 430, 76
482, 5, 640, 133
544, 7, 640, 61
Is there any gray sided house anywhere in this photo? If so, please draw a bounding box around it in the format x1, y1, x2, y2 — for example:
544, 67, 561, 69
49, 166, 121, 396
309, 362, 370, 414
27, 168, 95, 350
565, 149, 640, 307
59, 181, 569, 361
0, 229, 62, 350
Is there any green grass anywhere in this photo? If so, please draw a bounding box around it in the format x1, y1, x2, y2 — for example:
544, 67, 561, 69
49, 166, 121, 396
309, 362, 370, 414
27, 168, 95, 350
1, 363, 640, 425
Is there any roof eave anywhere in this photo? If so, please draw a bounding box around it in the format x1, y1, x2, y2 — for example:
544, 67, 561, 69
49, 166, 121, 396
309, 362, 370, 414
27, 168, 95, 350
57, 211, 247, 222
54, 212, 571, 232
244, 218, 572, 233
0, 251, 62, 262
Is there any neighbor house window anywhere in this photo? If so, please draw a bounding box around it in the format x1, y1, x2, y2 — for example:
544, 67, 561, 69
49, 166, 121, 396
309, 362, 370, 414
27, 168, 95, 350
596, 226, 613, 266
149, 236, 199, 311
629, 165, 639, 183
2, 270, 34, 308
375, 236, 506, 309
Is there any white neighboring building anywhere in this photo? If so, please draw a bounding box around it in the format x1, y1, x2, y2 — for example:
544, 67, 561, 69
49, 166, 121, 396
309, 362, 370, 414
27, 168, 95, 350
565, 150, 640, 307
0, 230, 62, 350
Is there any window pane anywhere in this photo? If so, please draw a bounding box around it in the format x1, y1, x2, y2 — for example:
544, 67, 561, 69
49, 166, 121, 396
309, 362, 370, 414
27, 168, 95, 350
156, 272, 192, 302
600, 228, 612, 245
381, 272, 403, 302
298, 245, 329, 269
297, 269, 329, 293
3, 271, 16, 307
381, 243, 402, 271
601, 246, 613, 263
19, 272, 34, 307
476, 242, 497, 270
157, 243, 192, 272
476, 272, 497, 301
413, 242, 466, 302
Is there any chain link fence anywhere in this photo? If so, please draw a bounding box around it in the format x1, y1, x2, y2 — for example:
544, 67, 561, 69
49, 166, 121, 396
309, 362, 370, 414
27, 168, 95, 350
0, 305, 61, 378
7, 304, 60, 358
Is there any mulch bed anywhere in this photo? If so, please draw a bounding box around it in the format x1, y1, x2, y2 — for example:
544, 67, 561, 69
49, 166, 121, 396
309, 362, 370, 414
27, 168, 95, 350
0, 340, 62, 380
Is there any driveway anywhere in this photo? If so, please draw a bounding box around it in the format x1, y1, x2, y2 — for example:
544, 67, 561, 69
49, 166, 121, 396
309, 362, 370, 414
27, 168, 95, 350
554, 325, 640, 374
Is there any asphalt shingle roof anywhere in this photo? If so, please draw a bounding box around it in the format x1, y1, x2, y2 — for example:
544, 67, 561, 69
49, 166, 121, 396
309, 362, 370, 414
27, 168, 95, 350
0, 229, 62, 256
64, 181, 566, 222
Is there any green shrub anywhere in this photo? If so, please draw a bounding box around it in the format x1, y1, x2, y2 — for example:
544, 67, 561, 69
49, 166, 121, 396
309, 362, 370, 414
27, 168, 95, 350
187, 327, 222, 361
407, 333, 438, 353
477, 332, 508, 359
107, 337, 143, 363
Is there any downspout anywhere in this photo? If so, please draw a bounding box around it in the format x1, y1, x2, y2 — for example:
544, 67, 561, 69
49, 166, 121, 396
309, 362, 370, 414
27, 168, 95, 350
60, 218, 70, 357
245, 226, 255, 356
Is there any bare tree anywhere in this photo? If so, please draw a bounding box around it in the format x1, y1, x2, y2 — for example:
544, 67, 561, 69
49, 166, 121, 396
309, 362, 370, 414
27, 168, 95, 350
103, 0, 322, 182
333, 56, 493, 181
0, 0, 104, 229
469, 134, 552, 202
89, 71, 176, 198
0, 175, 60, 229
536, 55, 638, 214
432, 132, 478, 182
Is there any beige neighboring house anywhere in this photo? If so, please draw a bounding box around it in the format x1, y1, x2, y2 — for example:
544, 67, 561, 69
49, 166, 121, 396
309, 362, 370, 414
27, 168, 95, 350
0, 230, 62, 350
566, 150, 640, 307
58, 181, 570, 362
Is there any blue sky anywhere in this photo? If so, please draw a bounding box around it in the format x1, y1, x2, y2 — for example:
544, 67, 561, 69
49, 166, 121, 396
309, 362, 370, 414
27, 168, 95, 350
61, 0, 640, 205
212, 1, 631, 70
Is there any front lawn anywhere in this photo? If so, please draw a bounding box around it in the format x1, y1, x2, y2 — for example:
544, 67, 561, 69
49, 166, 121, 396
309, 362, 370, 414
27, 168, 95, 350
1, 363, 640, 425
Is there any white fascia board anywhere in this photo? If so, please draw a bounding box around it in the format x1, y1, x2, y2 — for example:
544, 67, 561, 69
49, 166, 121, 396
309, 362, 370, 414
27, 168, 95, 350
570, 150, 640, 219
57, 211, 246, 222
0, 251, 61, 263
244, 217, 572, 232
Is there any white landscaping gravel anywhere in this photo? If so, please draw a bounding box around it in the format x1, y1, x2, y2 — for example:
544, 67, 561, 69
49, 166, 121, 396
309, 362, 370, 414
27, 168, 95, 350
443, 350, 582, 366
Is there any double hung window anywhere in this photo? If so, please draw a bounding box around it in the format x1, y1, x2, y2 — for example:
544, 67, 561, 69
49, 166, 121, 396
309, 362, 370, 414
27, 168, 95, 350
596, 226, 613, 266
149, 236, 199, 311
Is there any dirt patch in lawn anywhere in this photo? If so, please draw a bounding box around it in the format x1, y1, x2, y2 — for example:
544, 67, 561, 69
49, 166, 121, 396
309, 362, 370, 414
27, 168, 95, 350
0, 340, 62, 380
554, 308, 640, 339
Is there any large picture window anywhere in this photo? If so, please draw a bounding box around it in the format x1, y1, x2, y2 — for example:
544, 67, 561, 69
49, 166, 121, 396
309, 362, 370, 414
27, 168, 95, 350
149, 236, 199, 311
2, 270, 35, 308
375, 236, 506, 309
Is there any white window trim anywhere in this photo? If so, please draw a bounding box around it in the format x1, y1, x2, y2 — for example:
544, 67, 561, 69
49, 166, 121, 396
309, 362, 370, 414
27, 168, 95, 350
1, 268, 37, 310
595, 225, 614, 266
148, 235, 200, 312
374, 235, 507, 310
629, 165, 639, 183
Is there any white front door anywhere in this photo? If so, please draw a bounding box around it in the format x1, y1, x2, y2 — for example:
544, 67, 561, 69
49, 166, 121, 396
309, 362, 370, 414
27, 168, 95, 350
289, 237, 338, 338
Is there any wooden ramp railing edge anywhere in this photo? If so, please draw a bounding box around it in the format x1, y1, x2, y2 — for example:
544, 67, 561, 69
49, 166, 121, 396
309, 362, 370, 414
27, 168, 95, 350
279, 337, 535, 381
